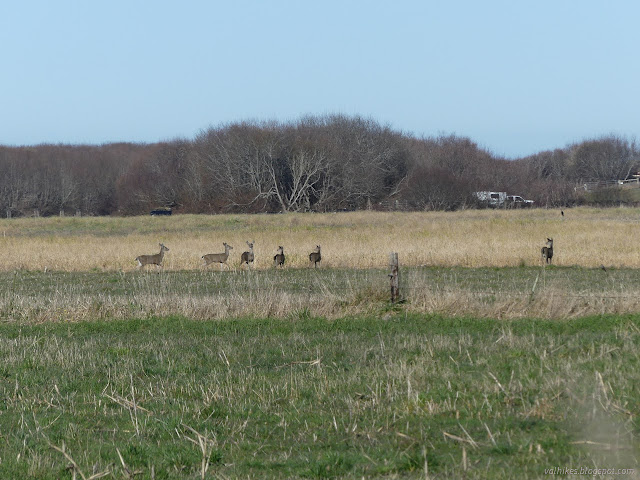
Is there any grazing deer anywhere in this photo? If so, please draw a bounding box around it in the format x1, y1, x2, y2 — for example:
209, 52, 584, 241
309, 245, 321, 268
273, 246, 285, 267
240, 241, 255, 268
541, 238, 554, 264
136, 243, 169, 269
202, 242, 233, 270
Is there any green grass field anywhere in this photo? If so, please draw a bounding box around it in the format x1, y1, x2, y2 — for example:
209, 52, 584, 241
1, 265, 640, 322
1, 314, 639, 479
2, 211, 640, 478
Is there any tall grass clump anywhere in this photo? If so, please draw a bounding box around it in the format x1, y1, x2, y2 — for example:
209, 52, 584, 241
2, 266, 640, 322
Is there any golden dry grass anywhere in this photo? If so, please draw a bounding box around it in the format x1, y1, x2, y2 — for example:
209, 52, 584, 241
0, 207, 638, 271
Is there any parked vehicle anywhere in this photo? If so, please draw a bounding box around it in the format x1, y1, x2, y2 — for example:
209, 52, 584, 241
475, 192, 534, 208
475, 191, 507, 208
150, 207, 172, 216
506, 195, 534, 207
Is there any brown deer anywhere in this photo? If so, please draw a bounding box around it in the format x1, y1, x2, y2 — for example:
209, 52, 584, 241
202, 242, 233, 270
273, 246, 285, 267
136, 243, 169, 269
309, 245, 321, 268
240, 241, 255, 268
541, 238, 554, 264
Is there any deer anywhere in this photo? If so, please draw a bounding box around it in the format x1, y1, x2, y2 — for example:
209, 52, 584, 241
273, 246, 285, 267
202, 242, 233, 270
541, 238, 554, 264
136, 243, 169, 269
309, 245, 321, 268
240, 241, 255, 268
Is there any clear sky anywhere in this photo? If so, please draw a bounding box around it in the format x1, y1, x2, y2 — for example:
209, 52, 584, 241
1, 1, 638, 158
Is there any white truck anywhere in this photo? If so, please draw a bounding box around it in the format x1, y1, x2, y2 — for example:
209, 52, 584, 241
475, 192, 534, 208
506, 195, 534, 208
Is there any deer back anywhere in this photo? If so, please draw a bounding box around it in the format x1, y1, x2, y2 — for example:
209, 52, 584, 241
309, 245, 321, 263
273, 246, 285, 266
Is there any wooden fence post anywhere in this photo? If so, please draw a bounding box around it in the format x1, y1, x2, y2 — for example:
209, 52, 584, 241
389, 252, 399, 303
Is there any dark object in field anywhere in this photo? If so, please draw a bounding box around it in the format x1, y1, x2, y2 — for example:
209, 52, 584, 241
309, 245, 322, 268
240, 241, 255, 267
273, 246, 285, 267
541, 238, 553, 264
136, 243, 169, 269
150, 208, 172, 216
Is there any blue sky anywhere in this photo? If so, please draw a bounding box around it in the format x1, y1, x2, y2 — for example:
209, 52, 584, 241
1, 1, 638, 158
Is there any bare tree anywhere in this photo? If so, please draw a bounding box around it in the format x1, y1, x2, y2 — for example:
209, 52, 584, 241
1, 116, 637, 215
568, 135, 638, 182
401, 165, 473, 210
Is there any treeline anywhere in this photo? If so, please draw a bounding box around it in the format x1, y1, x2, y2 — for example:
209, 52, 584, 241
0, 115, 638, 216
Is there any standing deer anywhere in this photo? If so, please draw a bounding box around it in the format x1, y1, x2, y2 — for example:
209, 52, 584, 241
309, 245, 322, 268
202, 242, 233, 270
273, 246, 285, 267
136, 243, 169, 269
240, 241, 255, 268
541, 238, 554, 264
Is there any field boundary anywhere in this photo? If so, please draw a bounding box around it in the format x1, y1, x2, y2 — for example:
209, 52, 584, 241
2, 264, 640, 322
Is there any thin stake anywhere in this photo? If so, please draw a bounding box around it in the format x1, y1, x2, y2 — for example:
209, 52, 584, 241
389, 252, 400, 303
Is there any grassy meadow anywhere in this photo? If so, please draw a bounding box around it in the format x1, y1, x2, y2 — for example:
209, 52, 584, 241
1, 208, 640, 478
1, 207, 640, 271
1, 207, 640, 321
3, 265, 640, 323
1, 315, 639, 479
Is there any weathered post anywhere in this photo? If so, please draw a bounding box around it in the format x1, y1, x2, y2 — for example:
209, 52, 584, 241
389, 252, 399, 303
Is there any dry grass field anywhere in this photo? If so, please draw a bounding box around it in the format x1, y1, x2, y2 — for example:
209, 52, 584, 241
0, 207, 639, 322
1, 210, 639, 478
0, 207, 639, 272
